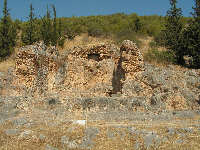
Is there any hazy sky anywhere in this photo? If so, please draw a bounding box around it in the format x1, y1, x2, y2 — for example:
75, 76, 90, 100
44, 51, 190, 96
0, 0, 194, 20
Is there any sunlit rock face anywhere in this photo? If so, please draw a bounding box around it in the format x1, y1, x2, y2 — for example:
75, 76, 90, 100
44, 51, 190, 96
13, 40, 144, 98
14, 42, 60, 96
120, 40, 144, 77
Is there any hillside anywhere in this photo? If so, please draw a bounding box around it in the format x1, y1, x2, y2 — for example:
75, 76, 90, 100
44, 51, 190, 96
17, 13, 191, 46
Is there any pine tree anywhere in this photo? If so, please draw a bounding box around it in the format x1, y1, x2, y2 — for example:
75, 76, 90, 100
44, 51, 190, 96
51, 5, 58, 46
162, 0, 184, 64
21, 4, 38, 45
193, 0, 200, 18
41, 6, 52, 46
0, 0, 17, 59
181, 0, 200, 68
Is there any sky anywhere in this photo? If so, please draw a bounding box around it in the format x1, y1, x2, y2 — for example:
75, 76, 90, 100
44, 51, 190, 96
0, 0, 195, 20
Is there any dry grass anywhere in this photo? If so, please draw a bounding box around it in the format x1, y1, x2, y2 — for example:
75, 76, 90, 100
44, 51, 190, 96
0, 120, 85, 150
0, 58, 15, 72
0, 48, 17, 72
139, 36, 153, 53
1, 116, 200, 150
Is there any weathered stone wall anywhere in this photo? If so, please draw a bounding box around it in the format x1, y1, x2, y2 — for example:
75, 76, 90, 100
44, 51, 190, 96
62, 40, 144, 97
0, 40, 199, 111
120, 40, 144, 77
63, 43, 119, 97
14, 42, 60, 96
13, 40, 144, 97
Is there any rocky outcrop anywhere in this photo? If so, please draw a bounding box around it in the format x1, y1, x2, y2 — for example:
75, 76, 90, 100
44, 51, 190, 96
0, 40, 199, 111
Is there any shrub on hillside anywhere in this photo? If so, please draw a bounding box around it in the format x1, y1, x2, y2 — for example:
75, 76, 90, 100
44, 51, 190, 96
149, 41, 158, 48
115, 30, 142, 47
144, 49, 175, 64
87, 24, 104, 37
154, 32, 166, 46
58, 37, 65, 48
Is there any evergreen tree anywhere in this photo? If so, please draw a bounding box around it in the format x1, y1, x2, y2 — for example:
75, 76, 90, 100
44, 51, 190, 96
41, 6, 52, 46
51, 5, 58, 46
181, 0, 200, 68
193, 0, 200, 17
134, 17, 142, 33
162, 0, 184, 64
0, 0, 17, 59
21, 4, 38, 45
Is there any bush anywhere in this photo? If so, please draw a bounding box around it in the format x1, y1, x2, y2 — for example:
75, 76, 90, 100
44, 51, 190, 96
149, 41, 158, 48
114, 30, 142, 47
87, 24, 104, 37
144, 49, 175, 64
154, 32, 166, 46
58, 37, 65, 48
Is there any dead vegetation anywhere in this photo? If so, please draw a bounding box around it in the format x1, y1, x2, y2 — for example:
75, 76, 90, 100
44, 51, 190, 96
0, 116, 200, 150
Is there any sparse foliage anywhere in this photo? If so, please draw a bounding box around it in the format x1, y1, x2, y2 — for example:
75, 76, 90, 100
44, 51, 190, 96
40, 6, 52, 46
51, 5, 58, 46
57, 19, 65, 47
21, 4, 38, 45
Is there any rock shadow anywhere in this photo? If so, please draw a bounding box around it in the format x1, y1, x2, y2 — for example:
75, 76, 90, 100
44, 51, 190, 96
88, 53, 101, 61
111, 55, 125, 95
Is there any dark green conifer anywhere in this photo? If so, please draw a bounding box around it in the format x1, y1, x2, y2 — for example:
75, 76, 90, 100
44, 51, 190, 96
162, 0, 184, 64
0, 0, 17, 59
57, 18, 65, 47
181, 0, 200, 68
